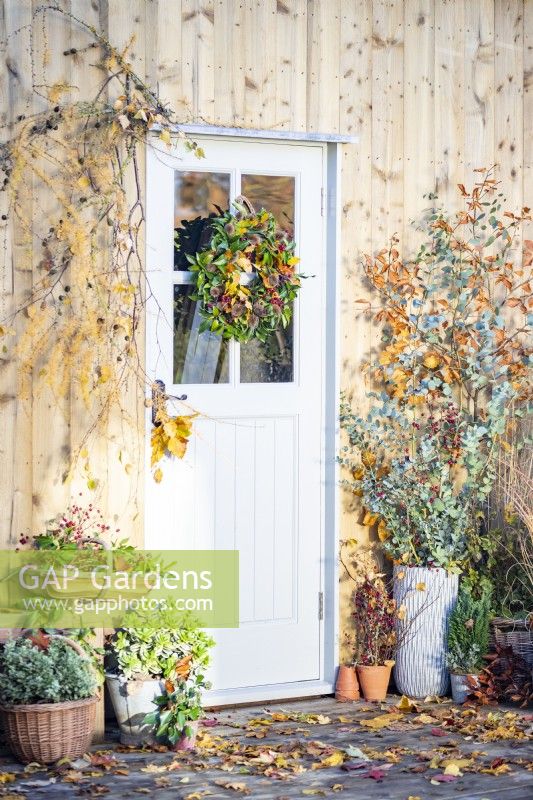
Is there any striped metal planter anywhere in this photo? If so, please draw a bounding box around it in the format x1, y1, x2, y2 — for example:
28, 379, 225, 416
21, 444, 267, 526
393, 566, 458, 698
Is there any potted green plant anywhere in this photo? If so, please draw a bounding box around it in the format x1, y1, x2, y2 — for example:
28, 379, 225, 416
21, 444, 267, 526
340, 172, 531, 698
144, 672, 209, 751
447, 580, 492, 703
352, 574, 397, 701
0, 634, 99, 764
105, 621, 214, 744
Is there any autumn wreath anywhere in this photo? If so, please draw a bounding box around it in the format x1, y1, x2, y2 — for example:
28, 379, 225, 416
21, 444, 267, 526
186, 198, 302, 343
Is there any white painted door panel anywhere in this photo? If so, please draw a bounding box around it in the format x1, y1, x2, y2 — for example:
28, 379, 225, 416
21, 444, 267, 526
145, 138, 325, 693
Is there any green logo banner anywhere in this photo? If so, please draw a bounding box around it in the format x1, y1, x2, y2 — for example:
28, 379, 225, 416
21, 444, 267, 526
0, 550, 239, 629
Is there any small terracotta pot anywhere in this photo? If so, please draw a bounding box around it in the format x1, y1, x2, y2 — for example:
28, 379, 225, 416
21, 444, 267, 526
335, 665, 360, 701
356, 664, 392, 702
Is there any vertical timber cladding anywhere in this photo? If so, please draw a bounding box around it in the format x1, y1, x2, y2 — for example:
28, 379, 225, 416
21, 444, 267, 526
0, 0, 531, 647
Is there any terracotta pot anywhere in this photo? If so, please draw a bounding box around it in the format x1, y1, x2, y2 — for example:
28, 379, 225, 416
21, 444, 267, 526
335, 665, 360, 701
356, 664, 392, 702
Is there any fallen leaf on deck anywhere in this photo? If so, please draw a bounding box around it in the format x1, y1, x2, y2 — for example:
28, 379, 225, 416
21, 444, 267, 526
0, 774, 16, 784
360, 713, 402, 730
344, 746, 370, 760
214, 780, 250, 794
443, 763, 463, 777
430, 727, 447, 737
140, 764, 168, 773
362, 767, 388, 782
430, 774, 457, 784
397, 695, 418, 713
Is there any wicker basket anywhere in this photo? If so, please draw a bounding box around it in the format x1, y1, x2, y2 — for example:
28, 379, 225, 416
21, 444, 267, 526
0, 635, 99, 764
490, 616, 533, 668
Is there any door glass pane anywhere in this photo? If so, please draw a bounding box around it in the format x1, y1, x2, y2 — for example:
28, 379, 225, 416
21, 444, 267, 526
174, 285, 229, 384
240, 174, 295, 383
240, 174, 295, 237
174, 171, 230, 270
240, 323, 294, 383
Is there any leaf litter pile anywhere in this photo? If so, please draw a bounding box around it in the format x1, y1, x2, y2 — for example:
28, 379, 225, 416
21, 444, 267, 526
0, 698, 531, 798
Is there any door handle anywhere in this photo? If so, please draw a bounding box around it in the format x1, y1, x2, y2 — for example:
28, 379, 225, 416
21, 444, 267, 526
151, 380, 187, 426
152, 379, 165, 426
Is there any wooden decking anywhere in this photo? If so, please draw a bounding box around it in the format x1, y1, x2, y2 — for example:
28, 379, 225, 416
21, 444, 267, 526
0, 696, 531, 798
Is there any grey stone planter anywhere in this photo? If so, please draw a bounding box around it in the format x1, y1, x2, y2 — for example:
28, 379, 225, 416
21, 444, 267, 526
105, 674, 165, 745
393, 566, 458, 698
450, 672, 478, 704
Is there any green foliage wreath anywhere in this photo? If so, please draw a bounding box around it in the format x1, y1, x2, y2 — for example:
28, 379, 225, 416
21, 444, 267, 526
185, 200, 302, 343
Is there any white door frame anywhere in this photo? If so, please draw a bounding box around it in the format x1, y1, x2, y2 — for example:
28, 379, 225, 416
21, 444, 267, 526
144, 130, 344, 705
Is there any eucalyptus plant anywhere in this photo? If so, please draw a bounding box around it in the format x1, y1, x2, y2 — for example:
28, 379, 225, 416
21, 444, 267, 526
341, 170, 532, 571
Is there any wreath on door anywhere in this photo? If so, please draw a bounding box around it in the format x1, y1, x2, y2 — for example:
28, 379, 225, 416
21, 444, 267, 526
183, 197, 302, 343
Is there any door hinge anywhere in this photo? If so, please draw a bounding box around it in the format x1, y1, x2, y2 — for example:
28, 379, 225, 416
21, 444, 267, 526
320, 187, 325, 216
318, 591, 324, 621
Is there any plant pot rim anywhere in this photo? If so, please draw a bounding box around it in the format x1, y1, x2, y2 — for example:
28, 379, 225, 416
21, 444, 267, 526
105, 672, 162, 682
0, 694, 99, 713
356, 663, 393, 670
450, 671, 479, 677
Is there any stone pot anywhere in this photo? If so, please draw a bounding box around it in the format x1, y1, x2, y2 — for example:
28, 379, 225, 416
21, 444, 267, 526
105, 673, 165, 745
335, 665, 360, 701
393, 566, 458, 698
450, 672, 478, 704
356, 664, 392, 702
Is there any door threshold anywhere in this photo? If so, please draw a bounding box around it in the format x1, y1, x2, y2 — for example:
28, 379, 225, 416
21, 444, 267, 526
204, 680, 334, 709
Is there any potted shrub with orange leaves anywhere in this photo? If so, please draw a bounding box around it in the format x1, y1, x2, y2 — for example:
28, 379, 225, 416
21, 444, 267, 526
352, 573, 397, 701
340, 170, 532, 698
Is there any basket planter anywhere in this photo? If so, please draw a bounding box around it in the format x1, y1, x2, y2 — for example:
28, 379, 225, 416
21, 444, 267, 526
356, 664, 392, 702
335, 665, 360, 701
393, 566, 458, 698
106, 674, 165, 745
450, 673, 478, 705
490, 617, 533, 668
0, 695, 98, 764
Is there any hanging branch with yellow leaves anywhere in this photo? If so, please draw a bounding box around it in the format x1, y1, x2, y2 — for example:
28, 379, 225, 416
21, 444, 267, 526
0, 4, 198, 482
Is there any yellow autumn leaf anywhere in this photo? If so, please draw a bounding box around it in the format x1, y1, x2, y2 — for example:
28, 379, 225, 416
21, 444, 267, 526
444, 763, 463, 777
423, 353, 441, 370
396, 695, 417, 713
360, 713, 402, 730
287, 256, 300, 265
98, 365, 112, 384
159, 128, 171, 146
321, 751, 344, 768
415, 713, 439, 725
416, 581, 426, 591
153, 468, 163, 483
396, 570, 405, 580
0, 774, 15, 784
77, 174, 91, 189
377, 520, 390, 541
361, 450, 376, 468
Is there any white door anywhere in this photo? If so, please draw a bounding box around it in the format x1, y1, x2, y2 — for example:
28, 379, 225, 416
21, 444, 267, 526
145, 137, 326, 699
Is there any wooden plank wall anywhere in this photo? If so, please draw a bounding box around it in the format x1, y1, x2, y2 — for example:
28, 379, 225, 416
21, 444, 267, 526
0, 0, 531, 638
